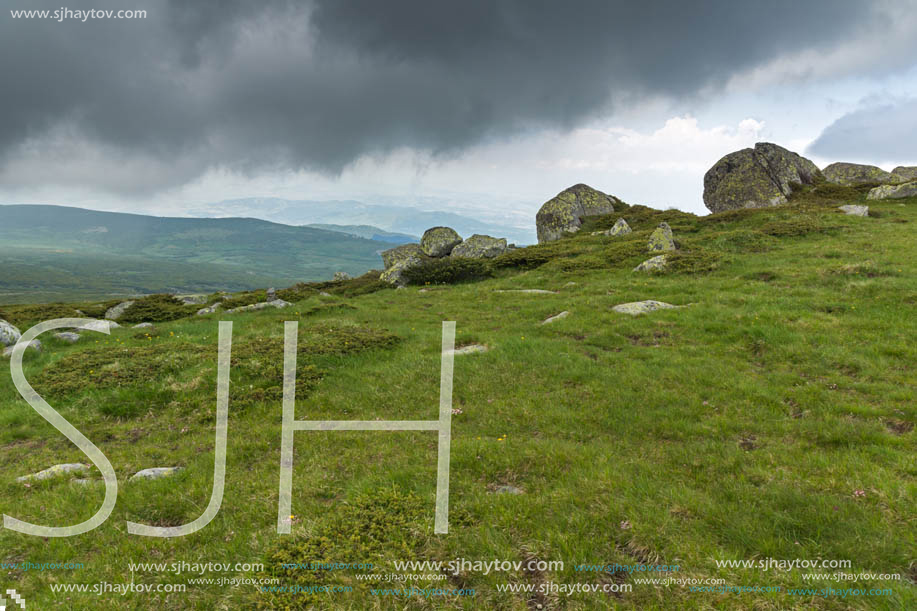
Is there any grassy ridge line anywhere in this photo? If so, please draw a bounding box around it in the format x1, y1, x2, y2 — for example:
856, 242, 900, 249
0, 186, 914, 609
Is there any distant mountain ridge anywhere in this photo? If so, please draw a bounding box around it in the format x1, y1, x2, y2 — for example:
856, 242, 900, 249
0, 204, 392, 303
191, 197, 535, 245
305, 223, 418, 244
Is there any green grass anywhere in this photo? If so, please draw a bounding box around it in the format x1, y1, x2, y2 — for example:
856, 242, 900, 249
0, 191, 914, 609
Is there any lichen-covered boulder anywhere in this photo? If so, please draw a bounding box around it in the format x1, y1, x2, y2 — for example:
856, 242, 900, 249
647, 222, 675, 252
703, 142, 821, 213
332, 271, 352, 282
867, 181, 917, 200
380, 243, 424, 269
891, 166, 917, 182
838, 204, 869, 217
823, 162, 896, 186
633, 255, 668, 272
450, 234, 507, 258
420, 226, 463, 257
607, 218, 632, 237
17, 463, 89, 482
536, 184, 620, 243
105, 300, 135, 321
379, 254, 424, 286
0, 319, 21, 347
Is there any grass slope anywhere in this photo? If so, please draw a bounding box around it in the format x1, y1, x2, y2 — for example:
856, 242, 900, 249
0, 185, 914, 610
0, 205, 392, 302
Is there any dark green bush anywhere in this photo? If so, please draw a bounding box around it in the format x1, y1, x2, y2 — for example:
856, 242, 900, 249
400, 257, 493, 285
119, 294, 197, 323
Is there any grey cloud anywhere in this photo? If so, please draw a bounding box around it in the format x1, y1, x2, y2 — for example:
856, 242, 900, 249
807, 98, 917, 163
0, 0, 908, 193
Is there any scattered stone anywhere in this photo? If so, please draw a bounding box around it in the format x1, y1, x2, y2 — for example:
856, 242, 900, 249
55, 332, 82, 343
450, 234, 507, 259
823, 162, 897, 186
838, 204, 869, 217
703, 142, 821, 213
319, 291, 332, 297
197, 304, 219, 316
564, 282, 578, 286
130, 467, 182, 481
266, 287, 277, 301
891, 166, 917, 182
647, 222, 676, 252
494, 289, 557, 294
536, 183, 620, 243
17, 463, 89, 482
2, 340, 42, 357
494, 485, 524, 495
420, 226, 463, 257
226, 299, 292, 313
605, 218, 632, 237
612, 300, 684, 315
104, 300, 135, 321
175, 294, 208, 305
133, 322, 154, 328
633, 255, 668, 272
332, 271, 352, 282
541, 311, 570, 324
450, 344, 489, 355
867, 181, 917, 200
0, 319, 22, 347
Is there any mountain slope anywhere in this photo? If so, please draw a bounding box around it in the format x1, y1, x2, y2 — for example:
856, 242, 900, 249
0, 205, 391, 302
304, 223, 418, 244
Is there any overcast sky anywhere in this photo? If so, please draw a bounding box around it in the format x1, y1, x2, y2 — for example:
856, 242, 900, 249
1, 0, 916, 226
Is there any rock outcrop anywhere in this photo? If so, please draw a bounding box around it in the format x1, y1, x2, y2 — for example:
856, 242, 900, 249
420, 227, 463, 257
891, 166, 917, 182
536, 184, 620, 243
703, 143, 821, 213
451, 234, 506, 259
823, 162, 896, 186
867, 181, 917, 200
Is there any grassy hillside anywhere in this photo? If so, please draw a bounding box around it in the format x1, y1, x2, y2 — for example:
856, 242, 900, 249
0, 184, 914, 610
0, 205, 392, 303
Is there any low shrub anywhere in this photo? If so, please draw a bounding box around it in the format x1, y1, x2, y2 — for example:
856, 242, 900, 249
400, 257, 493, 285
119, 294, 197, 323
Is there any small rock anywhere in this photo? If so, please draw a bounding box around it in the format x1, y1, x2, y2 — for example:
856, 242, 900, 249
647, 222, 675, 252
319, 291, 332, 297
495, 289, 557, 294
0, 319, 23, 347
133, 322, 154, 328
838, 204, 869, 217
17, 463, 89, 482
333, 271, 352, 282
226, 299, 292, 313
197, 304, 219, 315
2, 340, 42, 358
604, 218, 632, 237
55, 332, 82, 343
175, 294, 208, 305
494, 485, 524, 495
542, 311, 570, 324
612, 300, 684, 315
104, 301, 135, 321
450, 344, 488, 355
130, 467, 182, 481
266, 287, 277, 301
633, 255, 668, 272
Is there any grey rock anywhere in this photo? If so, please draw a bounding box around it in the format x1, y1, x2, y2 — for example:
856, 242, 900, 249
605, 218, 632, 237
541, 311, 570, 324
703, 142, 821, 213
55, 332, 82, 343
838, 204, 869, 217
494, 485, 524, 495
332, 271, 352, 282
420, 226, 463, 257
867, 181, 917, 200
450, 344, 489, 355
494, 289, 557, 294
197, 304, 219, 316
647, 222, 676, 252
2, 340, 42, 357
130, 467, 182, 481
133, 322, 154, 328
612, 300, 684, 315
319, 291, 332, 297
175, 294, 208, 305
633, 255, 668, 272
17, 463, 88, 482
891, 166, 917, 182
536, 184, 620, 243
450, 234, 507, 259
823, 162, 897, 186
226, 299, 292, 313
104, 301, 135, 321
380, 243, 425, 270
0, 319, 22, 347
266, 287, 277, 301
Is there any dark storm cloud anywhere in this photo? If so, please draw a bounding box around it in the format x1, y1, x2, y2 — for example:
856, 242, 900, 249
807, 98, 917, 163
0, 0, 902, 192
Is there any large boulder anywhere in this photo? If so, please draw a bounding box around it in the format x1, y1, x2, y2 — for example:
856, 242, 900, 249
823, 162, 897, 186
867, 181, 917, 200
891, 166, 917, 182
703, 142, 822, 213
420, 227, 463, 257
451, 234, 507, 258
0, 319, 21, 347
536, 184, 620, 243
380, 243, 424, 269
